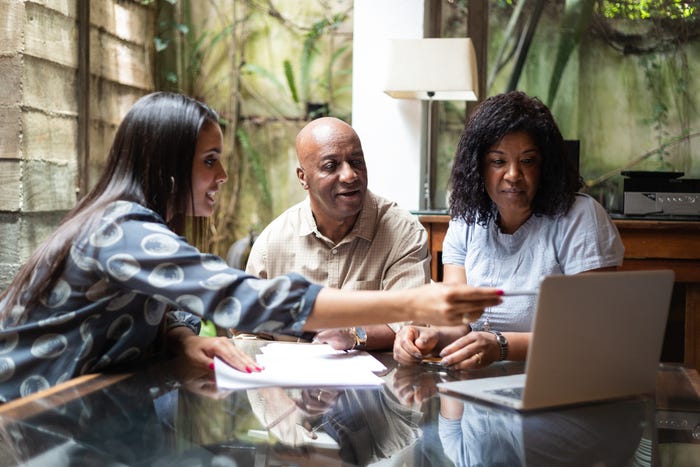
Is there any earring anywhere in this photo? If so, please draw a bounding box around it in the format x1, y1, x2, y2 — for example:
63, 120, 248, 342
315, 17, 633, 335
170, 176, 175, 194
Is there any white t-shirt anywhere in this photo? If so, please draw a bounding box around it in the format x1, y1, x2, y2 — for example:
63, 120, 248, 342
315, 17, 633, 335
442, 193, 624, 332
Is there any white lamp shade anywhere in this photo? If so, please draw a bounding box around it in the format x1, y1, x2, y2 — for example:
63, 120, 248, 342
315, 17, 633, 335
384, 38, 478, 101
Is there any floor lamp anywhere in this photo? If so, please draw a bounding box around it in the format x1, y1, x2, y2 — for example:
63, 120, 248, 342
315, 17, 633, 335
384, 38, 479, 211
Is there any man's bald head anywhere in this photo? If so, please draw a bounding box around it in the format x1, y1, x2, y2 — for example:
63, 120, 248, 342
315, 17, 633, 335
296, 117, 359, 167
294, 117, 368, 241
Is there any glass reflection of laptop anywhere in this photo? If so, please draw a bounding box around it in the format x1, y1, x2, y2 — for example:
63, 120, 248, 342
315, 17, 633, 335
438, 270, 675, 411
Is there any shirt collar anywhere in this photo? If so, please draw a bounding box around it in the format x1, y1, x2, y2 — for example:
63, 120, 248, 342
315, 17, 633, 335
299, 191, 378, 243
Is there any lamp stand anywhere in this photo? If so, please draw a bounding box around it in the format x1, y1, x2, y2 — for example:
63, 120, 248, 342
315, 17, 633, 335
424, 91, 435, 211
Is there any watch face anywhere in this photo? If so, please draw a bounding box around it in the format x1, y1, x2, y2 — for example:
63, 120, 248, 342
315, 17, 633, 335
491, 331, 507, 344
492, 332, 508, 361
355, 327, 367, 340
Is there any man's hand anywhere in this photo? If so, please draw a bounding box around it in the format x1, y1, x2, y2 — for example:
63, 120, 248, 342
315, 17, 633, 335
391, 367, 440, 405
313, 328, 356, 351
393, 325, 440, 365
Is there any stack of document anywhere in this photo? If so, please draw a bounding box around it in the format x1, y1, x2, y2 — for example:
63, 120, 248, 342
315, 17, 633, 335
214, 343, 386, 390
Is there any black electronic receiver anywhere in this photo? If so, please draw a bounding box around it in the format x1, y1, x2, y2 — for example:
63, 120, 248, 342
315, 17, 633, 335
622, 171, 700, 216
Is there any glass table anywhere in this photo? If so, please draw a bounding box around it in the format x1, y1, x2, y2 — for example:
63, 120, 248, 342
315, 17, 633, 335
0, 340, 698, 466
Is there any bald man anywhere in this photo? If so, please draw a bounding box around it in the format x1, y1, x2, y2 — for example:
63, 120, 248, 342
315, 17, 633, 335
245, 117, 430, 351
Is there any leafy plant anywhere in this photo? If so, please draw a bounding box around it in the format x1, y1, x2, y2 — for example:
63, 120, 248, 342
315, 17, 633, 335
599, 0, 695, 20
236, 127, 272, 211
281, 13, 350, 117
236, 12, 351, 119
185, 24, 235, 95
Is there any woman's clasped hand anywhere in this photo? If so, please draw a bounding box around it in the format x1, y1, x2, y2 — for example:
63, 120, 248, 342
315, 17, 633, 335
393, 324, 503, 370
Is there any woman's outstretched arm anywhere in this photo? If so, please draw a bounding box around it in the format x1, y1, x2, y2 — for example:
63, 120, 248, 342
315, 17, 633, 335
303, 283, 502, 330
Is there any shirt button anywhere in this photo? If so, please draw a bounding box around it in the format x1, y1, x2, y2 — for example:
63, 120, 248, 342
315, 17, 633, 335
332, 249, 338, 255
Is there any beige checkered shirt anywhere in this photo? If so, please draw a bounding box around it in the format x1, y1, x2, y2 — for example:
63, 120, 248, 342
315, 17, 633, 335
246, 191, 430, 297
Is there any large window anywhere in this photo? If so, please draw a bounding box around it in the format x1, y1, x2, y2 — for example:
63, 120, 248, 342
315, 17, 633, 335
432, 0, 699, 212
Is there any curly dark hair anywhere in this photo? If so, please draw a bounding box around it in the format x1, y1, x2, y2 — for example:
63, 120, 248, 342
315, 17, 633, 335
448, 91, 582, 226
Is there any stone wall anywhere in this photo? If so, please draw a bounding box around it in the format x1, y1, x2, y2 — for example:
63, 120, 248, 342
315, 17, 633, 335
0, 0, 155, 289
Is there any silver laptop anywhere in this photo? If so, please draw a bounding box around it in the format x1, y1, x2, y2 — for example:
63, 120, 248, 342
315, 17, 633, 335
438, 270, 675, 411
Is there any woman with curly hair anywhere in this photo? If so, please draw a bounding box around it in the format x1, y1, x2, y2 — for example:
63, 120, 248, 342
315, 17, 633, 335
393, 91, 624, 370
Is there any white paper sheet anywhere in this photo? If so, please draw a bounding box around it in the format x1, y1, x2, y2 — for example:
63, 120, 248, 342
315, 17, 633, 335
214, 343, 386, 390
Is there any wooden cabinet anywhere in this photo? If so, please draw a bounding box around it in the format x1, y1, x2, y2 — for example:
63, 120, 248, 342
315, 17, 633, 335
418, 214, 450, 282
418, 215, 700, 370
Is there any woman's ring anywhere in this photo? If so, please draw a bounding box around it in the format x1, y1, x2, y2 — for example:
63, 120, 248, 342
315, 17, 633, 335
475, 353, 482, 365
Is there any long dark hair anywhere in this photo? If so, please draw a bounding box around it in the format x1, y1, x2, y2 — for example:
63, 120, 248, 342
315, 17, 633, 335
448, 91, 581, 226
1, 92, 219, 316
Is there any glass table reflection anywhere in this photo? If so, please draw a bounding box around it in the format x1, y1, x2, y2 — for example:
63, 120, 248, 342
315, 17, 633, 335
0, 340, 698, 466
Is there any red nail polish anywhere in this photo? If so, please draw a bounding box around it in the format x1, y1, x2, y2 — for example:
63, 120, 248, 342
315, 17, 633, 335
496, 290, 504, 296
209, 362, 214, 370
246, 366, 252, 373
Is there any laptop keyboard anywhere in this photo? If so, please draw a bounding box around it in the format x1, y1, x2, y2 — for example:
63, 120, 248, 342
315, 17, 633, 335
486, 386, 524, 400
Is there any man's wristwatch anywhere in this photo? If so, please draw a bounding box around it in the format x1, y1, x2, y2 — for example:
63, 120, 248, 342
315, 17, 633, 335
350, 326, 367, 350
489, 330, 508, 361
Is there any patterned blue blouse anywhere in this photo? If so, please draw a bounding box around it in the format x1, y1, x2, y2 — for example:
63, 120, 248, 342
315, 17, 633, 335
0, 201, 321, 402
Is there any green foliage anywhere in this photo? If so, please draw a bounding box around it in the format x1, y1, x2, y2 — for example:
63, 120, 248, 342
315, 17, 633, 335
491, 0, 697, 105
152, 0, 187, 91
636, 49, 694, 170
242, 63, 287, 92
151, 0, 233, 96
285, 12, 350, 114
599, 0, 695, 20
186, 24, 234, 92
236, 127, 272, 211
154, 36, 169, 52
324, 44, 352, 99
231, 10, 351, 118
639, 54, 670, 143
492, 0, 516, 7
283, 60, 299, 103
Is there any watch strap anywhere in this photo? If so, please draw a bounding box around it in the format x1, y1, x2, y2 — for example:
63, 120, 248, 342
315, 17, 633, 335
349, 327, 367, 350
489, 330, 508, 361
